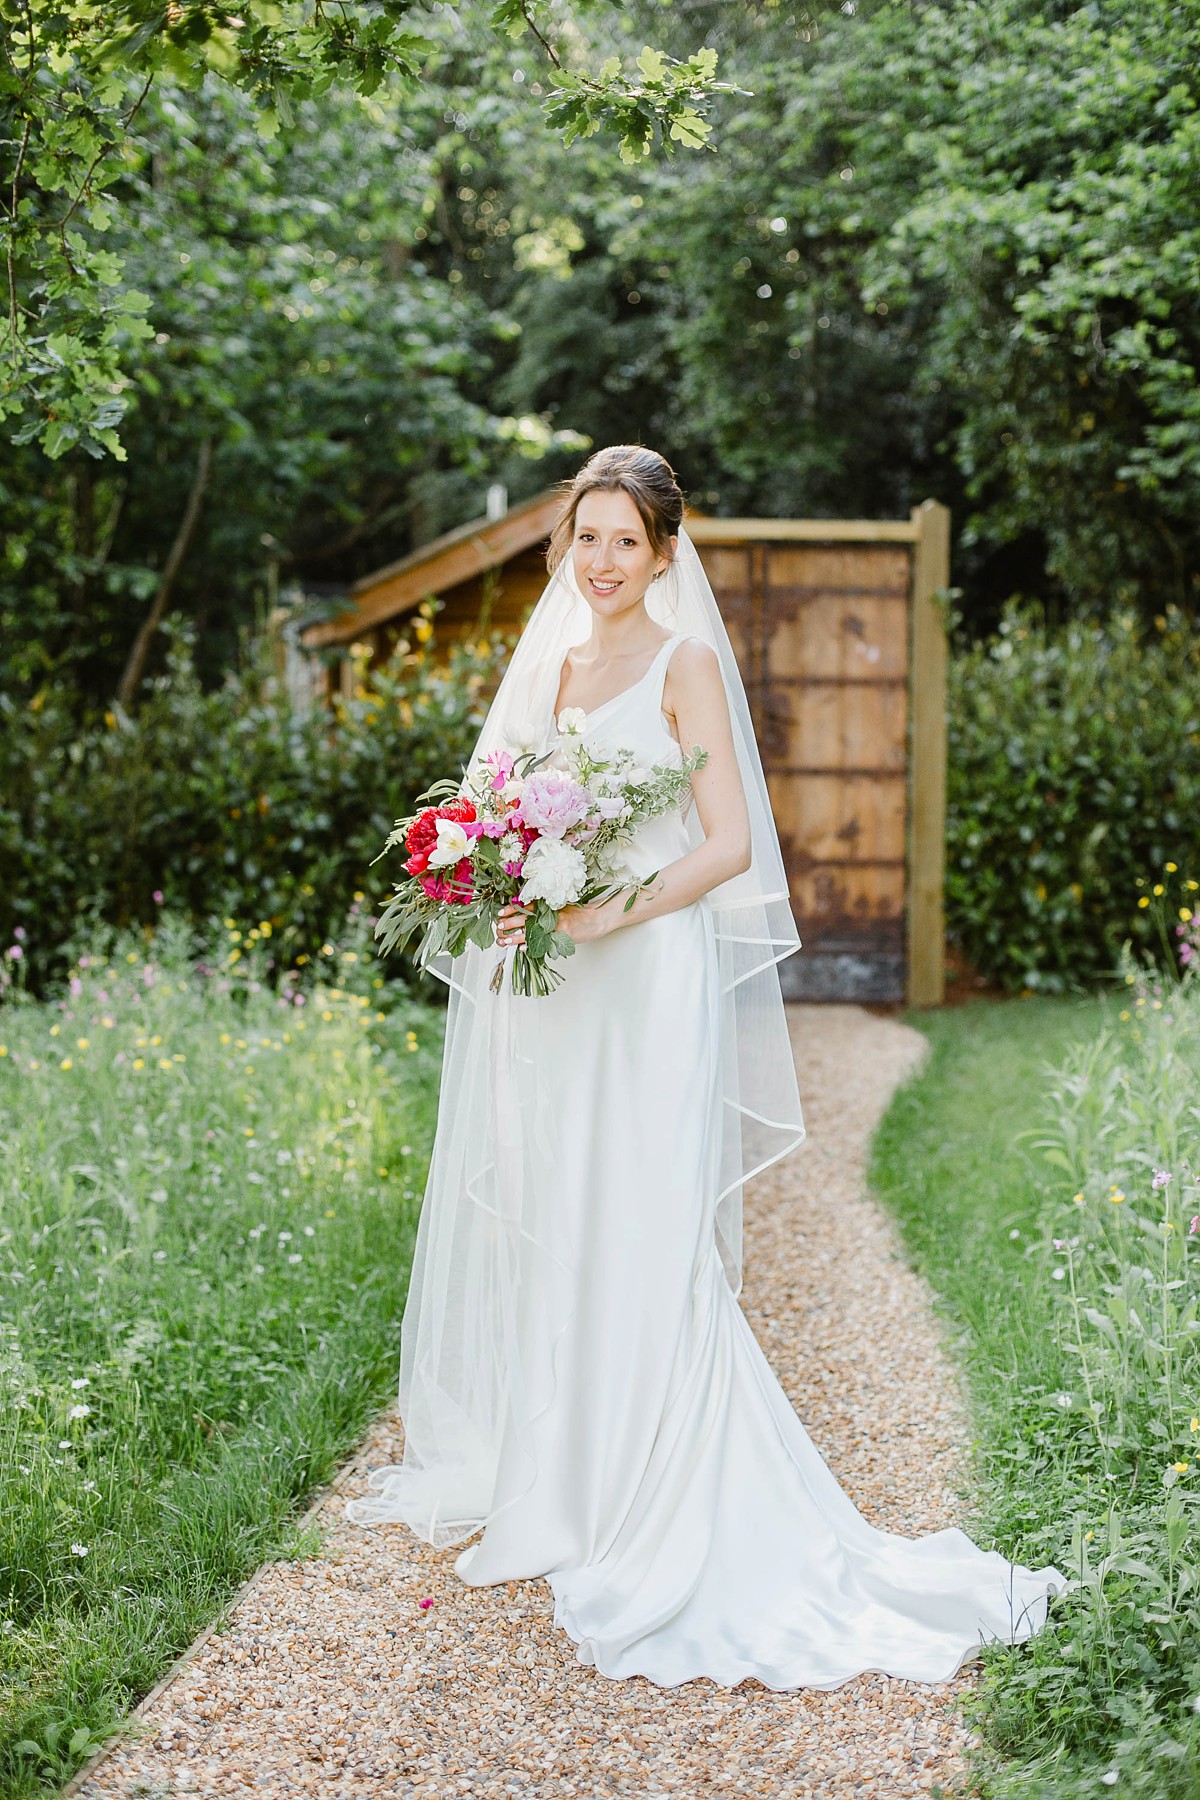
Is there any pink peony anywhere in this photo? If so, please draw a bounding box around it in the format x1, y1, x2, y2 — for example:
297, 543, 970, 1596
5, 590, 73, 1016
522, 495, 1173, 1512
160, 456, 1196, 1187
516, 770, 590, 838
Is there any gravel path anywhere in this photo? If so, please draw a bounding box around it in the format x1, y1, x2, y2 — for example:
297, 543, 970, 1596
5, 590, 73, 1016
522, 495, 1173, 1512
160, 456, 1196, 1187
75, 1004, 981, 1800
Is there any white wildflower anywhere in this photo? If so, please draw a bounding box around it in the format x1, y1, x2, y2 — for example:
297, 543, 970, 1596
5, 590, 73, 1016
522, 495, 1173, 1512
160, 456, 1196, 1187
69, 1403, 91, 1419
70, 1543, 89, 1557
288, 1253, 303, 1265
70, 1377, 90, 1390
556, 706, 587, 736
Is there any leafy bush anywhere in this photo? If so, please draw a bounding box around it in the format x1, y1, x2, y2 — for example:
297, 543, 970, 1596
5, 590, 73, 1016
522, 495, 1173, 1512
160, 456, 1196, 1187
947, 608, 1200, 992
0, 613, 508, 999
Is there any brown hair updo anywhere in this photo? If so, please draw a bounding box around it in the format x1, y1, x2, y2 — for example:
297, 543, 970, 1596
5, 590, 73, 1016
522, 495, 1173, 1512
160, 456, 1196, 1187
546, 445, 685, 577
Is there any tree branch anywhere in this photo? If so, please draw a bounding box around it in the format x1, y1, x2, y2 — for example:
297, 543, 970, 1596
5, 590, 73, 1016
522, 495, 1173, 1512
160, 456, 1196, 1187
518, 3, 562, 69
116, 435, 213, 706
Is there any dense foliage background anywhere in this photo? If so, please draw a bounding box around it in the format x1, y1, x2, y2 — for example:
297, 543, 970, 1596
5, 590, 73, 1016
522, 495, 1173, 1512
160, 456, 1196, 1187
3, 0, 1197, 708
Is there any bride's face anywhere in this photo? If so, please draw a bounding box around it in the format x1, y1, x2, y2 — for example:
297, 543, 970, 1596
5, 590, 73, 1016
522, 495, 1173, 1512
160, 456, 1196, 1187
572, 489, 671, 618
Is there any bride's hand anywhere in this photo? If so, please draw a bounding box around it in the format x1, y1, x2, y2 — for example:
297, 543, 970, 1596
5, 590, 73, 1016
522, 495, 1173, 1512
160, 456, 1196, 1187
555, 901, 614, 945
496, 901, 531, 948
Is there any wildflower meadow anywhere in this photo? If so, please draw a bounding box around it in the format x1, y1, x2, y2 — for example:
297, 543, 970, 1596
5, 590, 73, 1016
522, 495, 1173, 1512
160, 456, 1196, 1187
873, 870, 1200, 1797
0, 911, 441, 1794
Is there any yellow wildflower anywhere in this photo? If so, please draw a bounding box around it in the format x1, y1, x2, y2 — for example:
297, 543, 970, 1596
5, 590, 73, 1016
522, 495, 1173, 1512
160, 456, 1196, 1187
76, 1037, 89, 1049
1173, 1462, 1190, 1475
1109, 1189, 1126, 1204
60, 1057, 73, 1070
132, 1058, 145, 1070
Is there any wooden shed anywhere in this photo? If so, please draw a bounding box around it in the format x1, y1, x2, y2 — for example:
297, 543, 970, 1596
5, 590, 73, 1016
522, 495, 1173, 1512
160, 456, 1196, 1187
302, 492, 950, 1007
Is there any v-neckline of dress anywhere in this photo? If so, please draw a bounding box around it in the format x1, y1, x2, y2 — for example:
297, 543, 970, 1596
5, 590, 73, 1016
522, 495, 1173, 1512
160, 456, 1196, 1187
550, 634, 679, 728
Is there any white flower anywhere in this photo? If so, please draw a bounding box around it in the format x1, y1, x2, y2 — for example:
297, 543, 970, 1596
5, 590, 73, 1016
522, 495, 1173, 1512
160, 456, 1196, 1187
626, 763, 651, 785
1052, 1267, 1066, 1280
1100, 1773, 1119, 1787
70, 1377, 90, 1390
426, 818, 477, 869
70, 1543, 89, 1557
518, 837, 587, 910
288, 1253, 303, 1264
507, 720, 543, 758
498, 830, 525, 863
556, 706, 587, 736
69, 1403, 91, 1419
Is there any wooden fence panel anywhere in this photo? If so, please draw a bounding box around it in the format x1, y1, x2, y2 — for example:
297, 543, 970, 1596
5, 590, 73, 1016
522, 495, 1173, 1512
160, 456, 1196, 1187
692, 512, 947, 1004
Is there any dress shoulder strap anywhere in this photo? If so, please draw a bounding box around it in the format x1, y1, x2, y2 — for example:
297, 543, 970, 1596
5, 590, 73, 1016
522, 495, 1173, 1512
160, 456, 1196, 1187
649, 633, 686, 714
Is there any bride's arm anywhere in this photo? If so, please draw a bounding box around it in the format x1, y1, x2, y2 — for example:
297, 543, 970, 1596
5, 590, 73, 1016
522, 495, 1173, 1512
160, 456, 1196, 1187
560, 638, 752, 943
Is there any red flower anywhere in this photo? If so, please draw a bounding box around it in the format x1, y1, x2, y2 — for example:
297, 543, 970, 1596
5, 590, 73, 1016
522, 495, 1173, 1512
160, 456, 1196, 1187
404, 798, 477, 876
418, 858, 475, 905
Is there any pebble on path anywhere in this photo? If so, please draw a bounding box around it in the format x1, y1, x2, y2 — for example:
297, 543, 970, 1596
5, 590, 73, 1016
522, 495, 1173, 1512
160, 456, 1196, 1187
74, 1004, 981, 1800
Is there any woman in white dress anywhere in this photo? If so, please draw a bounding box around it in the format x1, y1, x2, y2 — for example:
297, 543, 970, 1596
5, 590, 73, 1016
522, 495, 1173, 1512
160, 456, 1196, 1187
348, 445, 1066, 1689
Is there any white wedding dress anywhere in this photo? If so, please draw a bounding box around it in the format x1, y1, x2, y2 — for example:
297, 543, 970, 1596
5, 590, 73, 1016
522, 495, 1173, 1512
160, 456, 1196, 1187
351, 631, 1066, 1691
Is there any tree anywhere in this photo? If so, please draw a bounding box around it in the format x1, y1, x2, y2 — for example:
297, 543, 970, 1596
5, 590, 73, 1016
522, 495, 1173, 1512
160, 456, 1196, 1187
0, 0, 733, 460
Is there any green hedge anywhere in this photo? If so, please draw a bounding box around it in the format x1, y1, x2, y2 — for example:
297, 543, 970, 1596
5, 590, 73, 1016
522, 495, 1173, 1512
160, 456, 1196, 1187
5, 604, 1198, 1001
946, 608, 1200, 993
0, 617, 507, 997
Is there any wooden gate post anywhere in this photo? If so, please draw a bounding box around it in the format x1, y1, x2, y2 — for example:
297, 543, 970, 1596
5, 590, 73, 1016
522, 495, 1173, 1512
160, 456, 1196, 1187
906, 500, 951, 1007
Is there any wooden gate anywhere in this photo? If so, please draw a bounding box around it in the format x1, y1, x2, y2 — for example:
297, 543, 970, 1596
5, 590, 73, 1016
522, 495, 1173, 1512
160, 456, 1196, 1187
689, 503, 949, 1006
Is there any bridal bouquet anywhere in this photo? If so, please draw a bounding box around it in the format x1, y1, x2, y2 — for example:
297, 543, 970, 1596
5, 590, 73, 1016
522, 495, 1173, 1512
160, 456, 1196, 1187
372, 714, 708, 997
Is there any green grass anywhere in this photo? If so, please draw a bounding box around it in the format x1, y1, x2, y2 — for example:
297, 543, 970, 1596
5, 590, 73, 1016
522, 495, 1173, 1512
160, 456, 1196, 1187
0, 916, 442, 1795
872, 987, 1200, 1798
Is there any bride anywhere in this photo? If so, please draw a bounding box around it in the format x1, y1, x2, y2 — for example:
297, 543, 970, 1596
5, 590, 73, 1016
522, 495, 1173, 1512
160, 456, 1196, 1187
347, 444, 1066, 1689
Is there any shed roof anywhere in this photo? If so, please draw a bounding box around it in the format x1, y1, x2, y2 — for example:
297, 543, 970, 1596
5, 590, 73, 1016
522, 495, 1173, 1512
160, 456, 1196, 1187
300, 487, 925, 650
301, 488, 564, 649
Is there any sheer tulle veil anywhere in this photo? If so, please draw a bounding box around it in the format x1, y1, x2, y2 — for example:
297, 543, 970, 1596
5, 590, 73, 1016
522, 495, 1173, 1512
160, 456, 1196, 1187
346, 523, 806, 1546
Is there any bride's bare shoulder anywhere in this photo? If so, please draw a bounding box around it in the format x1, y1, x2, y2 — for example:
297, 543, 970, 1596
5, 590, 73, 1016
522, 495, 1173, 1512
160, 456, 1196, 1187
668, 636, 722, 686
